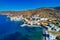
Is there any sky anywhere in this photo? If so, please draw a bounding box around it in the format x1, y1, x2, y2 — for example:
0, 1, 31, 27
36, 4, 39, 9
0, 0, 60, 11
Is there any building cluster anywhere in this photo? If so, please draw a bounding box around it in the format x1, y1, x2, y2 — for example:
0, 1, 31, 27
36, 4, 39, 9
8, 15, 60, 40
8, 15, 49, 25
44, 23, 60, 40
43, 31, 57, 40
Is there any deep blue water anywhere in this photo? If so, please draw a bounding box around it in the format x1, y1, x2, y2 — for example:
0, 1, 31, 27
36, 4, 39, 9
0, 15, 43, 40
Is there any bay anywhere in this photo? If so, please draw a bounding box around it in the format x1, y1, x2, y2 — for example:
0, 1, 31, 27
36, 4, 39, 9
0, 15, 43, 40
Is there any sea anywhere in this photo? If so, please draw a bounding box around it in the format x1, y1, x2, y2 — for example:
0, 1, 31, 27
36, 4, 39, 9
0, 15, 43, 40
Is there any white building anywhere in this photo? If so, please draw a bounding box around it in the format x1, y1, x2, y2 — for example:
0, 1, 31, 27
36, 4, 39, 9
53, 26, 60, 32
10, 15, 24, 21
45, 32, 57, 40
49, 33, 57, 40
40, 18, 48, 20
46, 31, 49, 40
49, 24, 55, 28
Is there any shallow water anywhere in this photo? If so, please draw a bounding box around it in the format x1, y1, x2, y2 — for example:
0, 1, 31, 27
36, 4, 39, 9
0, 15, 43, 40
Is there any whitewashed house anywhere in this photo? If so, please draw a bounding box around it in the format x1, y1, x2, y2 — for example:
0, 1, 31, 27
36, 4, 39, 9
40, 18, 48, 20
53, 26, 60, 32
49, 33, 57, 40
49, 24, 55, 28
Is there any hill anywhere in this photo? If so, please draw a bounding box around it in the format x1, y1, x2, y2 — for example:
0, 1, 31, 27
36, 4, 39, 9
0, 7, 60, 19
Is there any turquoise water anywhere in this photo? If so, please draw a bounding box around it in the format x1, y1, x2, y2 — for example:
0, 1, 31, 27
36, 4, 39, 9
0, 15, 43, 40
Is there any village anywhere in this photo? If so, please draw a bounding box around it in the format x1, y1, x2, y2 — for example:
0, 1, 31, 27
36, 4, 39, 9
7, 14, 60, 40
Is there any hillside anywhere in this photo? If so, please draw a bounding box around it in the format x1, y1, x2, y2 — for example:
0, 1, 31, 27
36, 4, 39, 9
0, 7, 60, 19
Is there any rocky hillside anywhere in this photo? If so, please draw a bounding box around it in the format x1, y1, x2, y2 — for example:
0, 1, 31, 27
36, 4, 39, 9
0, 7, 60, 19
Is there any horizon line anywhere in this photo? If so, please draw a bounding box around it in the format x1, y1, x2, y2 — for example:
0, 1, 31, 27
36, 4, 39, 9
0, 6, 60, 11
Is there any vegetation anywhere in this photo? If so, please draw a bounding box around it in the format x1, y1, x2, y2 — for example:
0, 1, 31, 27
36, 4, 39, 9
56, 36, 60, 40
54, 23, 59, 26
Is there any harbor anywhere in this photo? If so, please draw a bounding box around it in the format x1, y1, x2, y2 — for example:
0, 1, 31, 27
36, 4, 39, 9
7, 14, 60, 40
